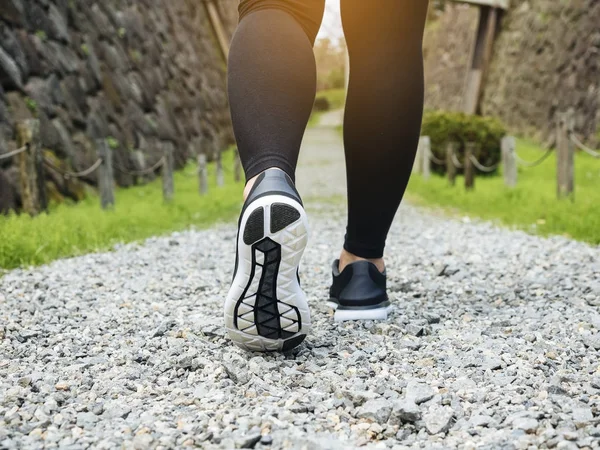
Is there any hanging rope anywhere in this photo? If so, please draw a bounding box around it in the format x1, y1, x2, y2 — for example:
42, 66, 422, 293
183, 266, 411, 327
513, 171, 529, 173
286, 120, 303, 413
44, 157, 103, 179
114, 156, 165, 176
570, 133, 600, 158
0, 145, 28, 160
514, 147, 554, 167
468, 154, 499, 173
451, 149, 464, 169
429, 153, 446, 165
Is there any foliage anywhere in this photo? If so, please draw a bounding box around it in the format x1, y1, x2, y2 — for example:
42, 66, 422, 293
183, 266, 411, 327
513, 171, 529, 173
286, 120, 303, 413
0, 150, 243, 270
421, 110, 506, 175
106, 136, 119, 150
313, 97, 330, 112
314, 38, 347, 91
25, 97, 38, 114
407, 138, 600, 245
325, 68, 346, 90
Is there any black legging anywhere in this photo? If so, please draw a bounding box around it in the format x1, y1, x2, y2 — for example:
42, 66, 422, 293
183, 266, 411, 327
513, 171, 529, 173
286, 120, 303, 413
228, 0, 429, 259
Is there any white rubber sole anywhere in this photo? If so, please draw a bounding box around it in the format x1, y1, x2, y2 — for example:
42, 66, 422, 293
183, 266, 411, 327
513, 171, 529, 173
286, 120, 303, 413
224, 195, 310, 352
327, 301, 393, 322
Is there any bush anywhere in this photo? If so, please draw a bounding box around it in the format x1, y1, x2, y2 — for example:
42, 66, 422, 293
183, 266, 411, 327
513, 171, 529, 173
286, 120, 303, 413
421, 111, 506, 174
313, 96, 330, 112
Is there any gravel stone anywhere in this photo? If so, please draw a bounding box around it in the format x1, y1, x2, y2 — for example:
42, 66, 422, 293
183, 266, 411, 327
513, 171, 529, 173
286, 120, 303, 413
391, 398, 421, 424
514, 418, 539, 433
572, 407, 593, 428
260, 435, 273, 445
423, 406, 454, 435
237, 432, 261, 449
357, 398, 393, 424
1, 124, 599, 448
405, 380, 436, 405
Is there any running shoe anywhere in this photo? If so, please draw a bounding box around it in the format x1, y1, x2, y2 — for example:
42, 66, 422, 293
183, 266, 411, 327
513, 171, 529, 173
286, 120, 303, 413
224, 169, 310, 352
328, 259, 392, 321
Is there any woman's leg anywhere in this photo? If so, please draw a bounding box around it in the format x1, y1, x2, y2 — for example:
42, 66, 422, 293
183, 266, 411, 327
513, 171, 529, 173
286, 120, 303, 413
340, 0, 429, 271
224, 1, 325, 352
228, 0, 326, 190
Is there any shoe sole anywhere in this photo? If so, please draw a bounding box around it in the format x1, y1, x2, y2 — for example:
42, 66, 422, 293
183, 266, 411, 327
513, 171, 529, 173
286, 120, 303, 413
327, 300, 393, 322
225, 195, 310, 352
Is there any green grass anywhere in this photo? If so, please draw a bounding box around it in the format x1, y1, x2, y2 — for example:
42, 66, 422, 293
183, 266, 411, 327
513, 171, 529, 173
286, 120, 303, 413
0, 150, 243, 270
406, 139, 600, 244
307, 110, 323, 127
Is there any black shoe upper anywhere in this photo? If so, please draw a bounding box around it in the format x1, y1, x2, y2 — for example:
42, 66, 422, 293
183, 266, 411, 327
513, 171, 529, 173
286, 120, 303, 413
243, 169, 302, 215
329, 259, 388, 308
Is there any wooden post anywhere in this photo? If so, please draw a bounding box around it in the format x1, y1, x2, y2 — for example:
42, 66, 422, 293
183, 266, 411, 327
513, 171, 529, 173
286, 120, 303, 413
556, 110, 575, 199
463, 5, 499, 114
422, 137, 432, 181
96, 139, 115, 209
16, 120, 41, 216
464, 142, 476, 190
204, 0, 229, 62
162, 142, 174, 201
446, 142, 458, 186
216, 150, 224, 187
34, 127, 48, 212
234, 148, 242, 183
198, 153, 208, 195
501, 135, 517, 187
413, 138, 423, 174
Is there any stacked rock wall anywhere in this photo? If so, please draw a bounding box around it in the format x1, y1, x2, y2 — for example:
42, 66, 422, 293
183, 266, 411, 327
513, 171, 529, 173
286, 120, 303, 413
424, 1, 600, 143
0, 0, 237, 211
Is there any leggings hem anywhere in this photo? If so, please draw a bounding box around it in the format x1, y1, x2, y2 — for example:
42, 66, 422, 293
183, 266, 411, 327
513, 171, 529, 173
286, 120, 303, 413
343, 238, 384, 260
245, 154, 296, 184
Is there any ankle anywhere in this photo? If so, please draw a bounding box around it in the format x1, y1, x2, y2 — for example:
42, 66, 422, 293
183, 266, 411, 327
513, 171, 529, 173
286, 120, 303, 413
339, 249, 385, 273
243, 167, 288, 201
243, 175, 259, 201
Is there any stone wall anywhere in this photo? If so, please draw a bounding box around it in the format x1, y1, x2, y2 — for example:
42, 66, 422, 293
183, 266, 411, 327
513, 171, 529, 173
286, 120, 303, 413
424, 1, 600, 144
423, 4, 478, 113
0, 0, 237, 212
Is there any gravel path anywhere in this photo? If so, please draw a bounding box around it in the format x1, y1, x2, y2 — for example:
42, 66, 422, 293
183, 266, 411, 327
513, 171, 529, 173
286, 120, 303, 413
1, 123, 600, 449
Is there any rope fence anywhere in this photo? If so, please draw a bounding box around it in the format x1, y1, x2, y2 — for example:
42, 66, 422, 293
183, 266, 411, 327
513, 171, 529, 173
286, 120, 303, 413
414, 109, 594, 198
7, 118, 240, 215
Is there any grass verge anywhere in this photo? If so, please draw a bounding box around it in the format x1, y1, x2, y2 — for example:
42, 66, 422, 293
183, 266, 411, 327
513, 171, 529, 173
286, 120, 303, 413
0, 150, 243, 270
406, 139, 600, 245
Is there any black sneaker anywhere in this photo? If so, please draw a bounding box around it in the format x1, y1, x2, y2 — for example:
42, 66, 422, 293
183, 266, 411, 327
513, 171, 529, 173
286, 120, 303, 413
328, 259, 392, 321
224, 169, 310, 352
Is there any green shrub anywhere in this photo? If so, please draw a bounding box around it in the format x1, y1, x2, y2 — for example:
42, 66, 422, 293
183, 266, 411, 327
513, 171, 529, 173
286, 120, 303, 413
313, 96, 330, 112
421, 111, 506, 175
